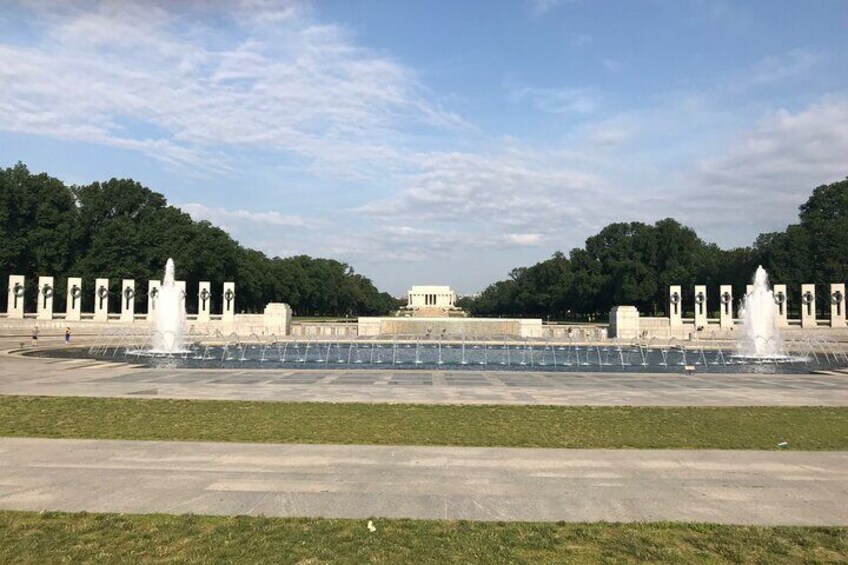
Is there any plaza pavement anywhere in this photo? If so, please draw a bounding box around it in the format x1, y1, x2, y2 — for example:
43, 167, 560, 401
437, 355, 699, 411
2, 344, 848, 406
0, 437, 846, 525
2, 340, 847, 526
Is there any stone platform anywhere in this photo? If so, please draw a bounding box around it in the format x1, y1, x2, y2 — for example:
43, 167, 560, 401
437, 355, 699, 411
2, 342, 847, 406
1, 438, 845, 525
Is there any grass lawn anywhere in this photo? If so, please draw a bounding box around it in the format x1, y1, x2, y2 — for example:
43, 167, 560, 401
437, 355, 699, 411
1, 511, 846, 564
1, 396, 846, 449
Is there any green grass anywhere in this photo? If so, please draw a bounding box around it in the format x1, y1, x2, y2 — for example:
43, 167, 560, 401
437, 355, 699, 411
1, 396, 846, 449
0, 511, 846, 564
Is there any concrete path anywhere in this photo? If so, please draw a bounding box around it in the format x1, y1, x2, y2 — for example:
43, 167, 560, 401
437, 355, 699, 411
0, 438, 846, 525
3, 349, 848, 406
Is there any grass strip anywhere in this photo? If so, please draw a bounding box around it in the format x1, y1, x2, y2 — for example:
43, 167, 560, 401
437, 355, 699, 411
1, 396, 846, 449
1, 511, 846, 564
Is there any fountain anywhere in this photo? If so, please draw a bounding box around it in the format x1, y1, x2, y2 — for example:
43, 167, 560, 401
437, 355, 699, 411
150, 258, 185, 353
45, 327, 828, 372
737, 266, 785, 358
32, 260, 829, 372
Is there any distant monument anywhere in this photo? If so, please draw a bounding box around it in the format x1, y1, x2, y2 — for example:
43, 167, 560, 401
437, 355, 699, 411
402, 285, 465, 317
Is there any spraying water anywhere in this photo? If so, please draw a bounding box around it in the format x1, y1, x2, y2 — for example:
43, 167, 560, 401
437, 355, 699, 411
151, 258, 185, 353
738, 266, 784, 358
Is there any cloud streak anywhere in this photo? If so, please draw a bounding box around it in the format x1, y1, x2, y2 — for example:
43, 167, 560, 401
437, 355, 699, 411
526, 0, 579, 15
0, 1, 462, 176
182, 203, 313, 228
506, 81, 600, 114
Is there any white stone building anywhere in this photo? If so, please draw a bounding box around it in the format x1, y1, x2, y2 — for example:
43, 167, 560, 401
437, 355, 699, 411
406, 285, 457, 310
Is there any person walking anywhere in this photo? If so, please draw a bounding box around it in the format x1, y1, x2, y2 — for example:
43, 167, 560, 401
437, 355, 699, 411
65, 326, 71, 344
31, 325, 40, 347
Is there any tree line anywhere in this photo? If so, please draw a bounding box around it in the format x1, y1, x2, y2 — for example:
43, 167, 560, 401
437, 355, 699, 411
0, 163, 399, 316
4, 162, 846, 320
459, 178, 848, 320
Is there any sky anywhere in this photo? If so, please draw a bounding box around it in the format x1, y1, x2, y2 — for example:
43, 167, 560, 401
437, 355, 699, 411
1, 0, 847, 295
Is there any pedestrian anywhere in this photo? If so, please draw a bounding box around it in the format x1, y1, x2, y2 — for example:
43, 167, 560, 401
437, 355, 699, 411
65, 326, 71, 344
31, 325, 39, 347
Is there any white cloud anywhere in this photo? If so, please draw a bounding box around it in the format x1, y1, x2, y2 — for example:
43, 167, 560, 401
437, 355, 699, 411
748, 49, 821, 86
182, 203, 312, 228
526, 0, 579, 15
357, 148, 612, 236
586, 124, 629, 147
504, 233, 543, 245
640, 96, 848, 243
314, 224, 549, 266
506, 81, 600, 114
0, 1, 463, 176
353, 95, 848, 262
237, 0, 309, 26
602, 58, 622, 72
315, 226, 460, 263
693, 97, 848, 197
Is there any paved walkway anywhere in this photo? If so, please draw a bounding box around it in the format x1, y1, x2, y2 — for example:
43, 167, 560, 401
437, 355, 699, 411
2, 348, 848, 405
0, 438, 846, 525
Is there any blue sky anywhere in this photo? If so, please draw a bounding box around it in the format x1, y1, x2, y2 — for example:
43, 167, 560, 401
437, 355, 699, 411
1, 0, 847, 295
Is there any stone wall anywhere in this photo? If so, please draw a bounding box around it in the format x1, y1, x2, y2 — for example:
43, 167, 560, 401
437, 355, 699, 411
541, 324, 607, 340
639, 317, 673, 339
357, 317, 544, 338
1, 311, 286, 338
291, 323, 358, 338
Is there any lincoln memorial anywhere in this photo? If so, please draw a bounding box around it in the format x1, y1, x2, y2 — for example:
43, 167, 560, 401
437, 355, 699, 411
406, 285, 457, 309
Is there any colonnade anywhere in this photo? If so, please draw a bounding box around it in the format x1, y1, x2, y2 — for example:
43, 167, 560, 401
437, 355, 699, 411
4, 275, 237, 322
667, 283, 846, 329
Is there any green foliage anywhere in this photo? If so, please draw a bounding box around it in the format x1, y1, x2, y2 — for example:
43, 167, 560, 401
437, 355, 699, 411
3, 162, 845, 318
0, 163, 397, 316
469, 178, 848, 318
0, 163, 80, 310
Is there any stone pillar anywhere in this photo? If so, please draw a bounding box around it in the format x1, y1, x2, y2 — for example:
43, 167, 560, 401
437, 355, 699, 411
222, 282, 235, 321
693, 285, 707, 329
93, 278, 110, 322
148, 280, 161, 317
773, 284, 788, 327
719, 285, 733, 329
668, 285, 682, 327
120, 279, 135, 322
609, 306, 639, 339
66, 277, 82, 322
176, 280, 186, 312
37, 276, 55, 320
830, 283, 846, 328
7, 275, 25, 319
197, 282, 211, 322
800, 284, 816, 328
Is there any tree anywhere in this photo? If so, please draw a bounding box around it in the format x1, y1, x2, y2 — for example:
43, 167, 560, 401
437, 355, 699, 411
797, 178, 848, 284
0, 163, 397, 316
459, 177, 848, 318
0, 163, 81, 309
